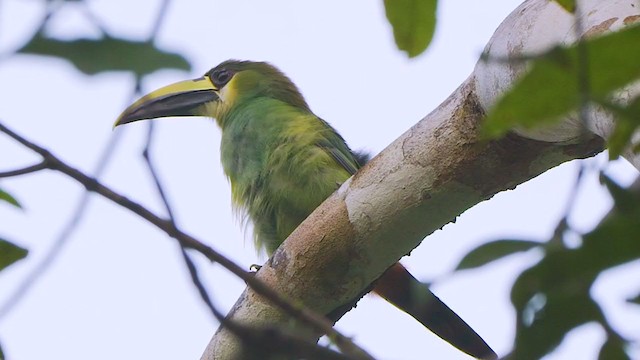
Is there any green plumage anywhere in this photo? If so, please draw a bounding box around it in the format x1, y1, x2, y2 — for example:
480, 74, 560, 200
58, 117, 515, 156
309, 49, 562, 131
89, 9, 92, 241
213, 62, 361, 253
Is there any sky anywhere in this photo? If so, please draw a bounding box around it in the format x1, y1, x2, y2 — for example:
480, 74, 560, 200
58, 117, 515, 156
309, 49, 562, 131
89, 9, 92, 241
1, 1, 639, 359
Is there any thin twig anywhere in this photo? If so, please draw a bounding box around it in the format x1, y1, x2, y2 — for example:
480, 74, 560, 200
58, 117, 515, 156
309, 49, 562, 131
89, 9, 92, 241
0, 97, 130, 320
140, 120, 217, 315
550, 4, 593, 246
138, 103, 239, 348
78, 2, 110, 36
574, 3, 592, 143
0, 0, 173, 321
179, 245, 219, 317
142, 122, 177, 221
36, 0, 61, 34
479, 51, 543, 65
0, 162, 47, 178
150, 0, 172, 41
0, 121, 374, 360
177, 239, 353, 360
550, 163, 585, 245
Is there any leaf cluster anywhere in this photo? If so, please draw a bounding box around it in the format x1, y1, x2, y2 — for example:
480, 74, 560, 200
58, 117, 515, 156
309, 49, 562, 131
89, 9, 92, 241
464, 15, 640, 358
456, 176, 640, 359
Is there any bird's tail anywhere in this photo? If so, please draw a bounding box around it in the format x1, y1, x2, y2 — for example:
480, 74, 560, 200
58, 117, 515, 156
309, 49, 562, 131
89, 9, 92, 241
373, 263, 497, 360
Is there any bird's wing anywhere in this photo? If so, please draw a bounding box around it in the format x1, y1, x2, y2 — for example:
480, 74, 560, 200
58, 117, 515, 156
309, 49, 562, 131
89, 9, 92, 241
320, 143, 359, 176
315, 118, 365, 176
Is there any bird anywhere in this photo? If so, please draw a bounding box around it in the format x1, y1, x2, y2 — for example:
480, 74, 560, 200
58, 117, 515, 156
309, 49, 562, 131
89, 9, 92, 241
116, 60, 496, 359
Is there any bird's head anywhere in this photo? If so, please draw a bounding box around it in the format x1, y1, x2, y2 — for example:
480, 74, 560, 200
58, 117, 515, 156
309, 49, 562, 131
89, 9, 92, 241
115, 60, 310, 128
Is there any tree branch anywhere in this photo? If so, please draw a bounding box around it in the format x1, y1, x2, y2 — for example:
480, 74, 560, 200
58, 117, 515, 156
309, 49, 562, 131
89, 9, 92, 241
0, 121, 373, 360
0, 162, 47, 178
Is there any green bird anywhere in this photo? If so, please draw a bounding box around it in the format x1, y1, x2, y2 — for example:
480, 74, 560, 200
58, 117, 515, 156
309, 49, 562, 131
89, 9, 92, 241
116, 60, 496, 359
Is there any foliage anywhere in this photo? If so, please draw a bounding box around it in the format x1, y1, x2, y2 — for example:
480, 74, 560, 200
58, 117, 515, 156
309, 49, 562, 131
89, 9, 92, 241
603, 96, 640, 159
457, 176, 640, 359
553, 0, 576, 13
467, 20, 640, 360
0, 1, 187, 356
0, 188, 27, 272
14, 1, 191, 77
18, 34, 190, 76
384, 0, 437, 58
0, 189, 21, 209
482, 24, 640, 145
455, 239, 541, 270
0, 239, 28, 273
513, 175, 639, 360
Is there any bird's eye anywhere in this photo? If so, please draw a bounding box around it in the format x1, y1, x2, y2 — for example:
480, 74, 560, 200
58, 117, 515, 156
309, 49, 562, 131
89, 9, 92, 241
211, 69, 233, 87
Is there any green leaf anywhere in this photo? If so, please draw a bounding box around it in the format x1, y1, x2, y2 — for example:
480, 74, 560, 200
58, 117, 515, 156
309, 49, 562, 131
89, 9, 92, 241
18, 34, 191, 76
600, 174, 640, 214
553, 0, 576, 13
598, 337, 631, 360
0, 188, 21, 208
455, 239, 541, 270
384, 0, 437, 58
483, 24, 640, 139
601, 96, 640, 159
509, 184, 640, 359
0, 239, 28, 272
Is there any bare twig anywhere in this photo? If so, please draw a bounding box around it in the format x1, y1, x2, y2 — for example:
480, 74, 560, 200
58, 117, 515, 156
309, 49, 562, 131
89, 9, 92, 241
179, 244, 353, 360
142, 122, 177, 220
78, 2, 110, 36
550, 164, 585, 245
0, 121, 374, 360
0, 0, 176, 322
0, 162, 47, 178
149, 0, 172, 41
574, 3, 592, 142
0, 115, 126, 320
551, 4, 594, 246
140, 120, 218, 315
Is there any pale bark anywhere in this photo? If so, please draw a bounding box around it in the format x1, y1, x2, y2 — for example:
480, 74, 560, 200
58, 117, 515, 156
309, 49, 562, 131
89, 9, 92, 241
203, 0, 640, 358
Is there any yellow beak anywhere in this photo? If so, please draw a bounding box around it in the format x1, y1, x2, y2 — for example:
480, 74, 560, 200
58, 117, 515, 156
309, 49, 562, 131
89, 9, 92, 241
115, 75, 219, 127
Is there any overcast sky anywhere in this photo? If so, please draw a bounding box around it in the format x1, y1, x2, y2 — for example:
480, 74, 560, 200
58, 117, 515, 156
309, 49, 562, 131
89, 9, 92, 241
1, 1, 639, 359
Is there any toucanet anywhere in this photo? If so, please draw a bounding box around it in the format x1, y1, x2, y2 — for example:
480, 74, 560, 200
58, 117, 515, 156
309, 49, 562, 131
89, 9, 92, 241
116, 60, 496, 359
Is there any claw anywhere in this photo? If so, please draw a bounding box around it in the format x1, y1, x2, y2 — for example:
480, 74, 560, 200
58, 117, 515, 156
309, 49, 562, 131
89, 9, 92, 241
249, 264, 262, 272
